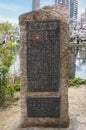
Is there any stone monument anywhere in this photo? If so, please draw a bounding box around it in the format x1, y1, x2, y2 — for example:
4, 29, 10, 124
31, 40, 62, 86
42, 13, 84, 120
19, 3, 69, 128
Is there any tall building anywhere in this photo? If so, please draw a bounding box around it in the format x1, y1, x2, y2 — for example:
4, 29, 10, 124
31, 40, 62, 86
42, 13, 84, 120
55, 0, 69, 4
80, 9, 86, 27
32, 0, 40, 10
69, 0, 78, 27
55, 0, 78, 27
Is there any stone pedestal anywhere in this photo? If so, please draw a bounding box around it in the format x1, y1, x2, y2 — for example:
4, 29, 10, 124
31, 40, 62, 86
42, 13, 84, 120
19, 3, 69, 128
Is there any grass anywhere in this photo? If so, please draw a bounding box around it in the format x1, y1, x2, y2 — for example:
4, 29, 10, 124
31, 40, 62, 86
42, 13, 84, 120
70, 42, 86, 44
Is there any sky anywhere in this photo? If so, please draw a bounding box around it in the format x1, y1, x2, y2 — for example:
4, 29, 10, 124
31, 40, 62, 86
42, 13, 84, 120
0, 0, 86, 24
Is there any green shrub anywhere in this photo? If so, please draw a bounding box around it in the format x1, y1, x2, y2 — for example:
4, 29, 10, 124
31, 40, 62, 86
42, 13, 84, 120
0, 41, 17, 107
0, 81, 20, 107
14, 80, 20, 91
0, 87, 6, 106
6, 85, 15, 96
68, 78, 86, 86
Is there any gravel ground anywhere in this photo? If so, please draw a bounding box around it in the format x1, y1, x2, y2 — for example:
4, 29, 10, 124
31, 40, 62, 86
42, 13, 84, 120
0, 85, 86, 130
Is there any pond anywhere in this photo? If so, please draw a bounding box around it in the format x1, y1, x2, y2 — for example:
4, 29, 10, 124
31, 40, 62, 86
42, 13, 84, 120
10, 44, 86, 80
75, 58, 86, 79
69, 44, 86, 79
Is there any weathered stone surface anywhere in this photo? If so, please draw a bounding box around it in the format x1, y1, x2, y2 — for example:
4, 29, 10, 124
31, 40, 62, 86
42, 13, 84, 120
19, 3, 69, 128
19, 4, 69, 25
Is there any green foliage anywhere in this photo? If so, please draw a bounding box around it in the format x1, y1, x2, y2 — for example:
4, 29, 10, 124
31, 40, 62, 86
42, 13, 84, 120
68, 78, 86, 86
13, 80, 20, 91
0, 22, 19, 107
6, 85, 15, 96
0, 40, 2, 45
0, 41, 17, 107
0, 41, 16, 86
0, 22, 12, 33
8, 80, 20, 92
0, 80, 20, 107
0, 87, 6, 106
70, 42, 86, 44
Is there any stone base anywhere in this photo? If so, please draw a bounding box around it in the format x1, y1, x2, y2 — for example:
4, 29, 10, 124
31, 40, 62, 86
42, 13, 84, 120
20, 118, 69, 128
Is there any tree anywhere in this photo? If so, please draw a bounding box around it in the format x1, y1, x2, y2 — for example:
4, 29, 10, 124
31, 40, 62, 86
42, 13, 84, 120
0, 22, 12, 33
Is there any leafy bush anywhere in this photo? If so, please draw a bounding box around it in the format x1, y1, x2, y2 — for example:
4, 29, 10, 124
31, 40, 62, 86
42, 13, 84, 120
6, 85, 15, 96
8, 80, 20, 92
13, 80, 20, 91
0, 22, 12, 33
0, 41, 17, 107
0, 80, 20, 107
68, 78, 86, 86
0, 87, 6, 106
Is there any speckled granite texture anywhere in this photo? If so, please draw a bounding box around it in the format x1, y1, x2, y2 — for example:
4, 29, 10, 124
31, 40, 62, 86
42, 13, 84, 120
19, 3, 69, 128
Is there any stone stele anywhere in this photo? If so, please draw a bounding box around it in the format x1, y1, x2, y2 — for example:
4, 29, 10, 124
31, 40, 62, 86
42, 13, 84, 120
19, 3, 69, 128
